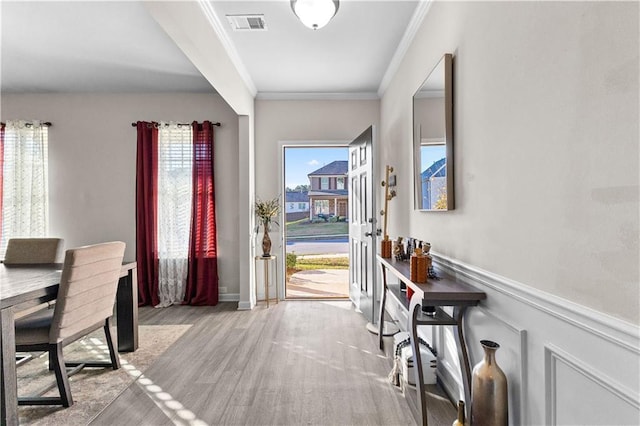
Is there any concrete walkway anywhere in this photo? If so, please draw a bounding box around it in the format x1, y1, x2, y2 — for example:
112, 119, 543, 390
286, 268, 349, 298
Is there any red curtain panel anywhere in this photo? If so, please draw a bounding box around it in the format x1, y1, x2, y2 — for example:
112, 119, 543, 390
135, 121, 160, 307
183, 121, 219, 305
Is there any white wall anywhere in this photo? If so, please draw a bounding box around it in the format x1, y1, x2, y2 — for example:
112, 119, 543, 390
1, 92, 241, 298
380, 1, 639, 424
255, 99, 380, 197
382, 1, 639, 324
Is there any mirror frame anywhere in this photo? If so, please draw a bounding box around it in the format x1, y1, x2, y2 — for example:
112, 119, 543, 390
413, 53, 454, 211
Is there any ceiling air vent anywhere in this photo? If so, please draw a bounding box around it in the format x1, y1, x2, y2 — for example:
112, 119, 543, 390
226, 14, 267, 31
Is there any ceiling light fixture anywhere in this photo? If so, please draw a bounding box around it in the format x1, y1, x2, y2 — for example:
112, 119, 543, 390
290, 0, 339, 30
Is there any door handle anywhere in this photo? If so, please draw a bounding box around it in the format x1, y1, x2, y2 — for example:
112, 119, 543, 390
365, 229, 382, 237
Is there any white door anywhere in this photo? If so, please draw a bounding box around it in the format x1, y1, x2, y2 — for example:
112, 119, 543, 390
348, 126, 378, 324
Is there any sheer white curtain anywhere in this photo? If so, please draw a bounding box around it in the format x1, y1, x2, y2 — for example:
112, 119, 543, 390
157, 122, 193, 307
1, 120, 49, 257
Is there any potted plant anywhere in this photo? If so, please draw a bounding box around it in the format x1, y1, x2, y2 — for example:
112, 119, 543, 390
255, 197, 280, 257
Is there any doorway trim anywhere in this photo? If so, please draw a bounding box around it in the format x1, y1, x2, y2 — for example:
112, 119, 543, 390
278, 140, 350, 301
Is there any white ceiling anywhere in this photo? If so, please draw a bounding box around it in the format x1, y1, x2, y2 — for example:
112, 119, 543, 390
1, 1, 422, 98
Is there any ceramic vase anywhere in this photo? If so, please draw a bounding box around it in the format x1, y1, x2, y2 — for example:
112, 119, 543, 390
471, 340, 508, 426
261, 221, 272, 257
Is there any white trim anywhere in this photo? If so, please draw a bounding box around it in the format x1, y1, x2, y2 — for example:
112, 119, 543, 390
220, 293, 240, 302
198, 0, 258, 97
431, 253, 640, 354
377, 0, 433, 97
237, 300, 254, 310
544, 344, 640, 425
256, 92, 379, 101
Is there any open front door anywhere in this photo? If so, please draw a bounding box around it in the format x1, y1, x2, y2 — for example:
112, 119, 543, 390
348, 126, 378, 324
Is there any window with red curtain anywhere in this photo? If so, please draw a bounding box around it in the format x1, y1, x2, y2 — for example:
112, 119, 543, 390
183, 121, 219, 305
135, 121, 218, 307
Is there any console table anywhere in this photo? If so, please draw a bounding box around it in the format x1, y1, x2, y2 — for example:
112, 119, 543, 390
376, 255, 485, 426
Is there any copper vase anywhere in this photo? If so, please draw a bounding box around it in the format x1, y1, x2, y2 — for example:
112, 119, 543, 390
262, 223, 272, 257
471, 340, 508, 426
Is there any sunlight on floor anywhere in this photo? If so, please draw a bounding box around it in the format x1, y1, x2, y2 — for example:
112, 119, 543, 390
336, 340, 387, 360
80, 336, 208, 426
125, 364, 207, 425
319, 300, 352, 310
270, 338, 392, 390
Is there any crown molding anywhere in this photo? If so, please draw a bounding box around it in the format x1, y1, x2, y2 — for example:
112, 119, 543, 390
256, 92, 380, 101
198, 0, 257, 97
377, 0, 433, 98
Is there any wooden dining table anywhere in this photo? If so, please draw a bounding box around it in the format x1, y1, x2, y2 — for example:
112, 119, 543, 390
0, 262, 138, 426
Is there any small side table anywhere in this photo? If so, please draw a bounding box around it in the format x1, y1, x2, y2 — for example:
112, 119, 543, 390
255, 255, 278, 307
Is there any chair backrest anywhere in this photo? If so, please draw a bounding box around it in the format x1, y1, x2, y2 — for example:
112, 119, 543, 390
4, 238, 62, 264
50, 241, 125, 343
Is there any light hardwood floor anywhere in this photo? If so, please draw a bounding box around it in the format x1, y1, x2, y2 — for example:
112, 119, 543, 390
92, 300, 455, 425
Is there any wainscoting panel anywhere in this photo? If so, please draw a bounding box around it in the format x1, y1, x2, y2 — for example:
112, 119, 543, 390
429, 253, 640, 425
545, 344, 640, 425
466, 307, 527, 425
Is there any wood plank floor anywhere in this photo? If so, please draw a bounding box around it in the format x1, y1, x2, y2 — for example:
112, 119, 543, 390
91, 300, 455, 425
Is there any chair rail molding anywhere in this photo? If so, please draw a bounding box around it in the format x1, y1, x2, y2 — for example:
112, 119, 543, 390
431, 252, 639, 353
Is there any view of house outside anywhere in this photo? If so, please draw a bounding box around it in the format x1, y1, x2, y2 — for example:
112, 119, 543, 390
284, 147, 349, 299
420, 144, 447, 210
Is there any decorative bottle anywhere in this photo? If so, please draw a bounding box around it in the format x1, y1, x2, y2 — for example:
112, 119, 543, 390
471, 340, 508, 426
452, 400, 466, 426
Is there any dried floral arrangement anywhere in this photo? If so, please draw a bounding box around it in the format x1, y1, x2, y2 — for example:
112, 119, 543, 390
255, 197, 280, 229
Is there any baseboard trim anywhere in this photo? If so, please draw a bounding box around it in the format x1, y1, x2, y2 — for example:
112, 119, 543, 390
237, 300, 253, 310
431, 253, 640, 354
219, 293, 239, 302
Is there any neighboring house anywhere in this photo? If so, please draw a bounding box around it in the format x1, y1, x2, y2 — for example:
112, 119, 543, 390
284, 190, 309, 222
420, 157, 446, 210
307, 160, 348, 220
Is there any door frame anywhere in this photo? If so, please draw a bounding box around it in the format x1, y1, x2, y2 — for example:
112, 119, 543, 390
278, 140, 350, 300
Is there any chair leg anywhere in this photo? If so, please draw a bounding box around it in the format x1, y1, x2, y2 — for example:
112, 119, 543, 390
50, 342, 73, 407
104, 318, 120, 370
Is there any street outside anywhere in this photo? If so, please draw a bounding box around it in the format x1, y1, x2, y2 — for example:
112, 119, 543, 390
286, 236, 348, 255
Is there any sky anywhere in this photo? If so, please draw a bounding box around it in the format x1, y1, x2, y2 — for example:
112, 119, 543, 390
284, 147, 348, 189
421, 145, 446, 173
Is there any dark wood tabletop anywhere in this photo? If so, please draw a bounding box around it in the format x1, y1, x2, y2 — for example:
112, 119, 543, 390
0, 264, 62, 309
377, 256, 486, 303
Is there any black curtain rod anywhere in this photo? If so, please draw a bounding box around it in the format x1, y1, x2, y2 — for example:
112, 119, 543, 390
0, 121, 52, 127
131, 121, 221, 128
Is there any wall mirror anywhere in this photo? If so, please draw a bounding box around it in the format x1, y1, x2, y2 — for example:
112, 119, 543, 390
413, 53, 453, 211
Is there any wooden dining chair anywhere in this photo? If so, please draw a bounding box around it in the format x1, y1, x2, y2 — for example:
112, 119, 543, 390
15, 241, 125, 407
5, 238, 64, 364
3, 238, 62, 264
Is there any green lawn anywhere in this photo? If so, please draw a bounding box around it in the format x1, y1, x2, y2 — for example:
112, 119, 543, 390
295, 256, 349, 270
286, 255, 349, 279
286, 219, 348, 237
